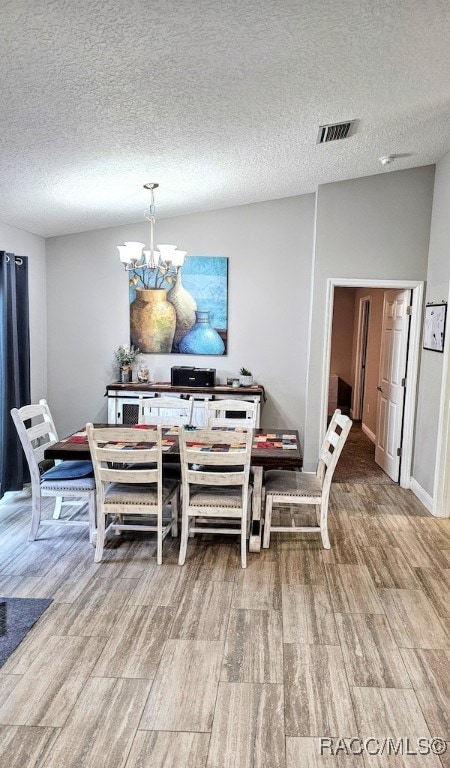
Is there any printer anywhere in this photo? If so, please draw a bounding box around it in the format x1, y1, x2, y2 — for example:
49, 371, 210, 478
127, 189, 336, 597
171, 366, 216, 387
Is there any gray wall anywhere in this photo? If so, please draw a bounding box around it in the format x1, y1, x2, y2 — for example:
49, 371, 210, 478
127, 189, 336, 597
413, 151, 450, 496
46, 195, 315, 437
0, 222, 48, 403
304, 166, 435, 470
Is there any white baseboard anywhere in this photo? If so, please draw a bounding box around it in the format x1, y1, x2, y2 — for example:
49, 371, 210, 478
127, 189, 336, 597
361, 423, 376, 444
410, 477, 433, 514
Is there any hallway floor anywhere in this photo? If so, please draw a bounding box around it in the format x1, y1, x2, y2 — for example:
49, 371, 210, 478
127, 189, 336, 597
333, 420, 393, 484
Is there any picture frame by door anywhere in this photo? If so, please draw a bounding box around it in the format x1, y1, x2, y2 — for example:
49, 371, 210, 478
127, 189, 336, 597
423, 303, 447, 353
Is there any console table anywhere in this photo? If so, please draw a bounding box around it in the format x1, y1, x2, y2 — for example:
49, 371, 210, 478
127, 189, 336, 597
106, 382, 265, 427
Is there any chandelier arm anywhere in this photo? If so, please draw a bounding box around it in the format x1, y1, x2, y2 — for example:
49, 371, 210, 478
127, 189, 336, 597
117, 183, 187, 276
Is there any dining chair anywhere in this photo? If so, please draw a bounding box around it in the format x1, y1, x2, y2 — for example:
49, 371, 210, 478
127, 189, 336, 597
204, 398, 258, 427
262, 409, 352, 549
178, 426, 253, 568
138, 394, 195, 482
10, 399, 96, 542
87, 424, 179, 564
138, 395, 194, 426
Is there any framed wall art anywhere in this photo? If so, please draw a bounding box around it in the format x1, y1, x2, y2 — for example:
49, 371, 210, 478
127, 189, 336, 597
129, 255, 228, 355
423, 302, 447, 353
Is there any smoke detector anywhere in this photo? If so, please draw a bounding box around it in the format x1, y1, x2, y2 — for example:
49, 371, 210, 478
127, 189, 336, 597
379, 155, 395, 165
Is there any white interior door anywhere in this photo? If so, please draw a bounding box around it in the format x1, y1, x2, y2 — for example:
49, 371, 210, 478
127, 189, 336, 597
375, 289, 411, 480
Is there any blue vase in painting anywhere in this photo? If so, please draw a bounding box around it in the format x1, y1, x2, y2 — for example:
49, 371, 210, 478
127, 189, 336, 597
179, 310, 225, 355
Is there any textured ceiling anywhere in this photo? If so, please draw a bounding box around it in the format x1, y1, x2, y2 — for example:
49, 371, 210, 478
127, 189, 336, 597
1, 0, 450, 237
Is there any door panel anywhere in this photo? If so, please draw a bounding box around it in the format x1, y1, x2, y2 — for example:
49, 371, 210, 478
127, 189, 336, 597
375, 290, 410, 481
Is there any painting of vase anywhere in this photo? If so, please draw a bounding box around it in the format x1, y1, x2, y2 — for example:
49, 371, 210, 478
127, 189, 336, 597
129, 256, 228, 354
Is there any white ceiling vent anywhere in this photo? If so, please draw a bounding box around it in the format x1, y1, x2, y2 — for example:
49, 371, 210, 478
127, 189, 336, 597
317, 120, 357, 144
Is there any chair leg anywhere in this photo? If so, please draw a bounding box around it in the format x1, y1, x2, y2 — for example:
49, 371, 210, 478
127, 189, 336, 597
28, 488, 42, 541
171, 491, 179, 537
157, 508, 163, 565
240, 514, 247, 568
94, 510, 106, 562
53, 496, 63, 519
262, 494, 273, 548
88, 491, 97, 546
320, 499, 330, 549
113, 514, 123, 535
178, 511, 189, 565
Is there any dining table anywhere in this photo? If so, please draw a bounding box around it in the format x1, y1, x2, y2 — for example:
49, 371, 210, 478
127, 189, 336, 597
44, 425, 302, 552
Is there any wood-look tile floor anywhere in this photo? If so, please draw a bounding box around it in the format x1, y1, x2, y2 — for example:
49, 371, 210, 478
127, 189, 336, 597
0, 483, 449, 767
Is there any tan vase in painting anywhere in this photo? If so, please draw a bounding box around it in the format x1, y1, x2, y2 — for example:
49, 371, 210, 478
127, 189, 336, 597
130, 288, 176, 353
167, 270, 197, 351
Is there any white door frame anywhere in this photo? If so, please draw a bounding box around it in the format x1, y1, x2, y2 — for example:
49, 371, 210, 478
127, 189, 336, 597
353, 295, 371, 421
321, 278, 424, 489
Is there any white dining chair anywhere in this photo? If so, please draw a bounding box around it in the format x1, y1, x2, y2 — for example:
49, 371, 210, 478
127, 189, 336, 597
87, 424, 179, 564
178, 426, 253, 568
204, 398, 258, 427
10, 399, 96, 542
262, 409, 352, 549
138, 394, 195, 481
138, 395, 194, 426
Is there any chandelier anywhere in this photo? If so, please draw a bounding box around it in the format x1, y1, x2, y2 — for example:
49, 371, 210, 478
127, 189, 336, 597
117, 183, 187, 273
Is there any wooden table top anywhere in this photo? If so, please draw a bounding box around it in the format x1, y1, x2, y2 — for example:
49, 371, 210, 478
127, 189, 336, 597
44, 426, 302, 469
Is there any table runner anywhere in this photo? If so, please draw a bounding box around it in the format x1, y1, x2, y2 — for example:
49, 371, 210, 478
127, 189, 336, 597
61, 428, 298, 451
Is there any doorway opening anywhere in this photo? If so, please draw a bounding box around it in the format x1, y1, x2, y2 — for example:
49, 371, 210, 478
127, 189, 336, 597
322, 279, 424, 488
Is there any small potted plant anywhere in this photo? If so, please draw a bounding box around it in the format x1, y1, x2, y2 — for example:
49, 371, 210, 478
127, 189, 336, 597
114, 344, 141, 382
239, 367, 254, 386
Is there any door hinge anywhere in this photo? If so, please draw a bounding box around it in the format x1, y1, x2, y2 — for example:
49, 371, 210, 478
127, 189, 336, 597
397, 447, 402, 457
401, 377, 407, 387
406, 305, 412, 315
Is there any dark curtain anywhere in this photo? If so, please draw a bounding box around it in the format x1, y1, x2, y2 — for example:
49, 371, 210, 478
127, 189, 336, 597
0, 251, 31, 498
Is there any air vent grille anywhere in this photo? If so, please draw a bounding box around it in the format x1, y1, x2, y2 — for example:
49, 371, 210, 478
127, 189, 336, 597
317, 120, 356, 144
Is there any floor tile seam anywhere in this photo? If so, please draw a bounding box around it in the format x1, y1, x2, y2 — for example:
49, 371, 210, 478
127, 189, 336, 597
134, 727, 211, 733
394, 647, 450, 715
332, 610, 415, 686
35, 676, 151, 766
323, 565, 387, 616
0, 648, 106, 731
380, 586, 450, 638
135, 638, 225, 732
169, 576, 236, 639
137, 724, 213, 733
417, 701, 450, 745
347, 684, 424, 741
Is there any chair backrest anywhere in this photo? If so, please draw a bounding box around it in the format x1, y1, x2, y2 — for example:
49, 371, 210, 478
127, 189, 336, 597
86, 424, 164, 503
179, 426, 253, 489
10, 399, 59, 480
317, 409, 352, 489
138, 395, 194, 426
204, 399, 258, 428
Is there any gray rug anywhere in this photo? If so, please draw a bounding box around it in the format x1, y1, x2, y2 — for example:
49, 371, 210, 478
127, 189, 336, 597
0, 597, 53, 667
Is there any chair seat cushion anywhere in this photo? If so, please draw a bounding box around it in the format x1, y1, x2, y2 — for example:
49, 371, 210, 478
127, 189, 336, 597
41, 477, 96, 492
41, 460, 94, 481
104, 479, 178, 505
264, 470, 322, 498
189, 485, 251, 508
